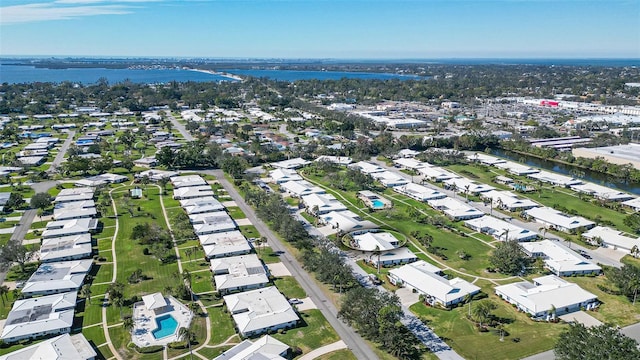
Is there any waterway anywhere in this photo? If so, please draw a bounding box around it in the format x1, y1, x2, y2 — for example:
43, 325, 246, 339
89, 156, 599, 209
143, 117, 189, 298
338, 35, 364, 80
490, 149, 640, 195
219, 68, 423, 81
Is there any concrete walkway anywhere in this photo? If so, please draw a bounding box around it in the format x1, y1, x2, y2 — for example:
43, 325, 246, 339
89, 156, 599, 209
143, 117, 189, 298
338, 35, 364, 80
298, 340, 347, 360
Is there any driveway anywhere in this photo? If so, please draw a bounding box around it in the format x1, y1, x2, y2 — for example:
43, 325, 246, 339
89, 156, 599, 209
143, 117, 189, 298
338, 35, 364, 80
396, 287, 420, 307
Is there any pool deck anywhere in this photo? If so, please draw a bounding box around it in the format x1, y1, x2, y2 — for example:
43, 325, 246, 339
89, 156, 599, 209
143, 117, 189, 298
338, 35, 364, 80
131, 295, 194, 347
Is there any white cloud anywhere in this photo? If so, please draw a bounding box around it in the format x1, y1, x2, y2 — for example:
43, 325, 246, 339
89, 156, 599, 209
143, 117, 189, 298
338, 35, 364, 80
0, 2, 144, 25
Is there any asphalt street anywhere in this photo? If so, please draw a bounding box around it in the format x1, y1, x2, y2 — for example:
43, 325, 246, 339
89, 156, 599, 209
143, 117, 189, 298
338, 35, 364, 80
47, 130, 75, 174
207, 169, 380, 360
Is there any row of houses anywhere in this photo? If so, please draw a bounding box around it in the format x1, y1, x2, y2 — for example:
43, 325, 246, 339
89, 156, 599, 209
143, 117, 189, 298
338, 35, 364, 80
170, 175, 300, 338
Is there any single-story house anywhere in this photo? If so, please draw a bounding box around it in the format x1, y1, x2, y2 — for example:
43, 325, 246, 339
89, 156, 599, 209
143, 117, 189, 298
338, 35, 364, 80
466, 153, 506, 166
523, 207, 595, 233
211, 254, 269, 294
388, 261, 479, 308
224, 287, 300, 337
392, 183, 447, 202
21, 259, 93, 297
348, 161, 385, 175
443, 177, 495, 195
269, 168, 303, 184
582, 226, 640, 254
319, 210, 378, 234
301, 193, 347, 215
495, 275, 598, 319
171, 175, 208, 188
369, 247, 418, 268
392, 158, 430, 171
417, 166, 460, 182
426, 197, 484, 221
279, 180, 325, 198
199, 230, 252, 259
520, 240, 601, 276
480, 190, 539, 212
351, 231, 400, 251
271, 157, 310, 170
371, 171, 409, 188
464, 216, 538, 242
173, 186, 215, 200
314, 155, 352, 165
0, 292, 77, 343
0, 333, 96, 360
527, 170, 582, 187
622, 197, 640, 212
42, 218, 97, 239
212, 335, 288, 360
39, 233, 93, 263
494, 161, 540, 176
191, 211, 237, 235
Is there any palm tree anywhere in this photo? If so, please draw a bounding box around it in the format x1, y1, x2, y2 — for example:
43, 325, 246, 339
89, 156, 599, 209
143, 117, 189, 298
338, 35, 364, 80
188, 301, 200, 316
472, 300, 497, 329
182, 270, 193, 302
372, 245, 382, 274
113, 295, 125, 319
631, 245, 640, 259
123, 316, 134, 335
464, 293, 472, 317
538, 226, 547, 239
178, 326, 194, 360
81, 284, 92, 305
0, 285, 9, 306
549, 304, 557, 321
464, 185, 470, 201
185, 247, 193, 262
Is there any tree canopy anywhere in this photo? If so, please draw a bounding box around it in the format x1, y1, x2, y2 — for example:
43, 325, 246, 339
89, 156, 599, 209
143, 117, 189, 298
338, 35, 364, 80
554, 323, 640, 360
489, 240, 529, 275
30, 192, 52, 211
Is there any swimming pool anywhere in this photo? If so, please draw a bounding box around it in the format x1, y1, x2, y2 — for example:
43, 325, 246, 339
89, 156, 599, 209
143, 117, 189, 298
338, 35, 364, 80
152, 314, 179, 339
372, 199, 385, 209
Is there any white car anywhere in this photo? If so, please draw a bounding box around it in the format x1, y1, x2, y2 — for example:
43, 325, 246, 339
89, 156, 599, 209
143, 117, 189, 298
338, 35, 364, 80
288, 298, 303, 305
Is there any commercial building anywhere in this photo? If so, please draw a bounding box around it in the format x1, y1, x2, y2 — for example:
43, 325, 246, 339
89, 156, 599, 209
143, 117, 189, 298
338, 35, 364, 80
521, 240, 601, 276
224, 287, 300, 337
464, 216, 538, 242
388, 261, 480, 308
572, 144, 640, 170
495, 275, 598, 319
523, 207, 595, 233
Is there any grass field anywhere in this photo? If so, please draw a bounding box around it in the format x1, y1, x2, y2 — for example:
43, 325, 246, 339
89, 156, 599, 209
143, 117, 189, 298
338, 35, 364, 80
272, 309, 340, 355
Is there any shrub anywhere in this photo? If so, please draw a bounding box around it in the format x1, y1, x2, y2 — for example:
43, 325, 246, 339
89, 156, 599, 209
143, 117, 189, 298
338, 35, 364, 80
168, 341, 188, 349
136, 345, 164, 354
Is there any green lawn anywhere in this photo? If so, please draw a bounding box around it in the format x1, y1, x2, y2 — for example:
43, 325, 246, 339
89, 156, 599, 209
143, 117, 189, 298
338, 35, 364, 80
273, 276, 306, 299
196, 346, 234, 359
225, 206, 246, 220
207, 306, 237, 345
316, 349, 358, 360
256, 246, 282, 264
272, 309, 340, 354
568, 276, 640, 327
409, 289, 568, 360
239, 225, 260, 239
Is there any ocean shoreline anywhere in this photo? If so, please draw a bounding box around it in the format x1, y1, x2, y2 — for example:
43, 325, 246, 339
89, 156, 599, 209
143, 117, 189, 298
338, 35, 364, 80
188, 69, 243, 81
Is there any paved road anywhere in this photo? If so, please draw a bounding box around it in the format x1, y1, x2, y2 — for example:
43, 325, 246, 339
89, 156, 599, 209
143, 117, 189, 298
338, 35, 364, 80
47, 130, 75, 174
206, 169, 379, 360
166, 113, 194, 141
294, 211, 464, 360
369, 158, 623, 268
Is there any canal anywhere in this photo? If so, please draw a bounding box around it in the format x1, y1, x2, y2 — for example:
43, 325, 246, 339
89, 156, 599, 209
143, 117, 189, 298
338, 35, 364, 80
490, 149, 640, 196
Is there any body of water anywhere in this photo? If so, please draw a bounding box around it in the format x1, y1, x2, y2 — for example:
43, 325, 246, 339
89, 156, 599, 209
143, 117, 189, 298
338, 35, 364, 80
0, 64, 232, 84
491, 149, 640, 195
219, 69, 423, 81
0, 64, 423, 84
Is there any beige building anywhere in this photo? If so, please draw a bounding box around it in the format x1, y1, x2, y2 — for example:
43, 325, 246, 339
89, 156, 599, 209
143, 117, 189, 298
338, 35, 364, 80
572, 144, 640, 170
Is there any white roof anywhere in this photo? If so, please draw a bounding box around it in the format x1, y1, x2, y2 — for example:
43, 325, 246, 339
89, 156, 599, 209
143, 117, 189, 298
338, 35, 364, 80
42, 218, 96, 239
280, 180, 325, 197
494, 161, 540, 175
495, 275, 597, 315
349, 161, 385, 174
1, 292, 77, 341
521, 240, 601, 274
179, 196, 220, 208
271, 157, 310, 169
184, 198, 224, 214
22, 260, 92, 296
370, 171, 409, 186
269, 168, 303, 184
392, 183, 446, 201
527, 170, 582, 186
582, 226, 640, 252
467, 153, 506, 165
426, 197, 484, 219
211, 254, 269, 292
371, 247, 418, 265
224, 287, 299, 336
622, 197, 640, 211
301, 193, 346, 213
417, 166, 460, 181
189, 210, 235, 225
138, 169, 179, 181
171, 175, 208, 188
53, 206, 96, 221
393, 158, 431, 170
570, 183, 634, 201
397, 149, 420, 158
213, 335, 288, 360
173, 186, 215, 199
481, 190, 539, 210
524, 207, 595, 230
0, 333, 96, 360
314, 155, 352, 165
200, 231, 251, 258
142, 293, 168, 310
54, 189, 94, 203
444, 177, 495, 194
464, 216, 538, 242
319, 210, 378, 233
352, 232, 400, 251
389, 261, 479, 304
39, 234, 92, 263
54, 200, 95, 210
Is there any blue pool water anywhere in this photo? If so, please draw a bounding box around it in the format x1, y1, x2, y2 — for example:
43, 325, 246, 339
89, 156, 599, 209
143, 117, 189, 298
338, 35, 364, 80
372, 199, 385, 209
152, 314, 178, 339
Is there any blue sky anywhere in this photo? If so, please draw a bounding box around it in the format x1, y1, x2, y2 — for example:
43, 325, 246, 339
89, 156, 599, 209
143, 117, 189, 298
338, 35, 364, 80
1, 0, 639, 58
